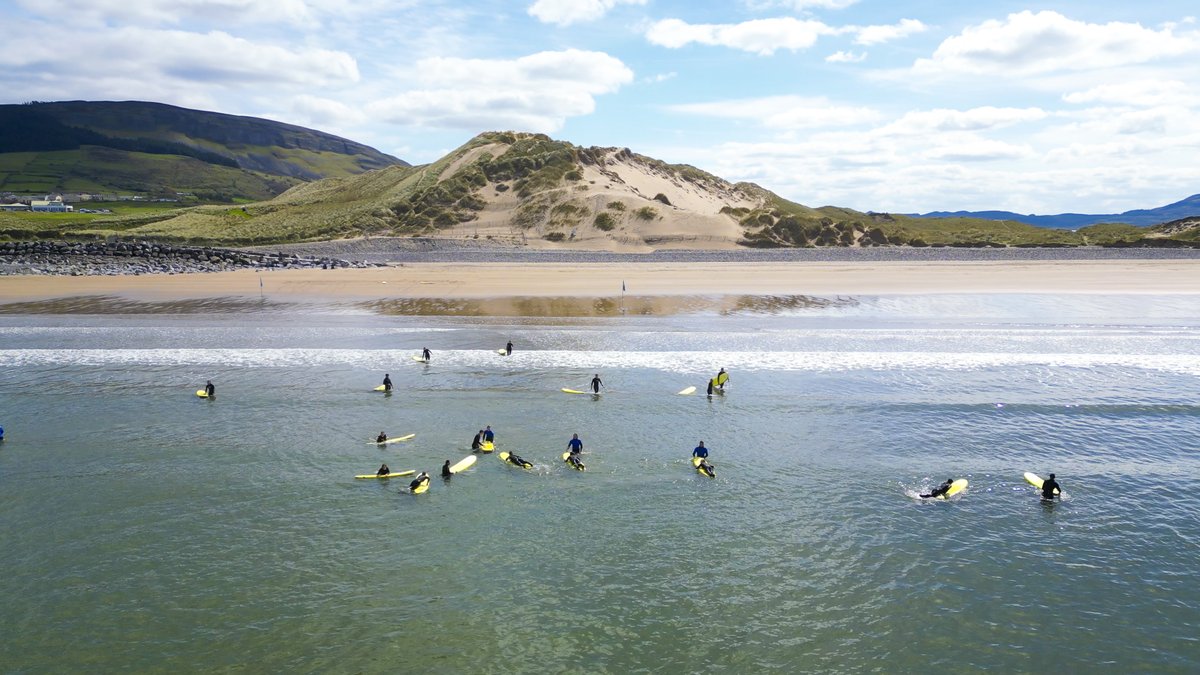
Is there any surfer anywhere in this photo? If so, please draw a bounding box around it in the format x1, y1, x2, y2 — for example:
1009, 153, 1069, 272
506, 341, 513, 356
567, 433, 583, 456
591, 374, 603, 394
410, 472, 429, 491
717, 368, 728, 389
483, 426, 495, 443
422, 347, 431, 361
471, 430, 483, 451
442, 460, 453, 478
697, 459, 715, 477
567, 454, 585, 470
204, 380, 215, 397
382, 374, 392, 392
376, 431, 388, 443
377, 463, 390, 477
692, 441, 708, 459
507, 453, 531, 468
1041, 473, 1062, 500
707, 379, 714, 396
0, 424, 5, 441
921, 478, 955, 499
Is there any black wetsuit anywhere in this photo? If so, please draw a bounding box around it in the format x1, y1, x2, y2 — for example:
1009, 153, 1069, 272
922, 481, 954, 499
509, 454, 529, 468
205, 383, 215, 397
707, 379, 714, 395
442, 461, 452, 477
422, 349, 431, 361
471, 433, 482, 450
377, 466, 390, 477
591, 377, 603, 393
1042, 478, 1061, 499
506, 342, 513, 355
383, 376, 392, 391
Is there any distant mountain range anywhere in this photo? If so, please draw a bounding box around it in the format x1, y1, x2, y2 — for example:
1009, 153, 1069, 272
0, 101, 406, 201
917, 194, 1200, 229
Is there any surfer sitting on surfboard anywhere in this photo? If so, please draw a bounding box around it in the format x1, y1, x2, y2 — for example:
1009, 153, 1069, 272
1042, 473, 1062, 500
204, 380, 215, 397
377, 463, 390, 477
377, 431, 388, 443
921, 479, 954, 499
382, 374, 392, 391
591, 374, 603, 393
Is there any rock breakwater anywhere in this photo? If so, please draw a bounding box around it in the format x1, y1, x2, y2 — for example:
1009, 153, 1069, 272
0, 241, 374, 276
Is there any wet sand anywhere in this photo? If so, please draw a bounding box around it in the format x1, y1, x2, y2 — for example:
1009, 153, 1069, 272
2, 261, 1199, 304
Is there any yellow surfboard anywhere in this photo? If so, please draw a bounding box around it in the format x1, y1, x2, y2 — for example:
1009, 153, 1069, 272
449, 455, 477, 474
479, 441, 494, 453
413, 355, 428, 363
373, 384, 388, 392
497, 349, 507, 355
355, 470, 416, 479
692, 455, 715, 478
1024, 472, 1060, 495
937, 479, 968, 500
562, 388, 588, 394
678, 386, 696, 395
196, 389, 209, 398
715, 372, 729, 386
411, 475, 431, 494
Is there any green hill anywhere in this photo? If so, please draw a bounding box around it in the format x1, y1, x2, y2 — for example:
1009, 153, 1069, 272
0, 101, 406, 201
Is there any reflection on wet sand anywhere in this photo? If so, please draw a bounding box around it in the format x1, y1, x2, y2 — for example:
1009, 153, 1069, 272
362, 294, 853, 317
0, 295, 294, 315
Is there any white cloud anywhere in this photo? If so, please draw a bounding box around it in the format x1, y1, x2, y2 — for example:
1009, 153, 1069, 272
885, 107, 1048, 134
367, 49, 633, 132
668, 95, 881, 129
642, 72, 678, 84
923, 137, 1034, 162
825, 50, 866, 63
1063, 80, 1200, 107
854, 18, 927, 46
646, 17, 842, 55
528, 0, 646, 26
290, 95, 366, 127
914, 10, 1200, 77
17, 0, 319, 27
744, 0, 859, 10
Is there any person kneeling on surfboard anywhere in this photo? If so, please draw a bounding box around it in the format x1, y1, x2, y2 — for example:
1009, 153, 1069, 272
377, 463, 390, 477
204, 380, 215, 397
382, 374, 392, 392
377, 431, 388, 443
1042, 473, 1061, 500
921, 479, 955, 499
692, 441, 709, 459
442, 460, 452, 478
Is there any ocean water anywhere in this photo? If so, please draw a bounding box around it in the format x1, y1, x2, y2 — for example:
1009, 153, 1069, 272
1, 293, 1199, 672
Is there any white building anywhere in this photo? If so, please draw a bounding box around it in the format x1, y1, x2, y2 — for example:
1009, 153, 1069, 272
30, 196, 73, 212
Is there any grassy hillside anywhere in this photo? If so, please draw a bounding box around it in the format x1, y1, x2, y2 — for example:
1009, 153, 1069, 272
3, 130, 1197, 248
0, 101, 405, 201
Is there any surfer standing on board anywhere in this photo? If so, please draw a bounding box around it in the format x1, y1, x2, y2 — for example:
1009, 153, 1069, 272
591, 374, 603, 393
1042, 473, 1061, 499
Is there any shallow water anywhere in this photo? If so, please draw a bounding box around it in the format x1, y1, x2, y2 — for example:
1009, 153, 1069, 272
1, 294, 1198, 672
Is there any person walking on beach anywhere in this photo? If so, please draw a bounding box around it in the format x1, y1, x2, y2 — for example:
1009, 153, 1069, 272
921, 478, 954, 499
483, 426, 495, 443
1042, 473, 1062, 500
692, 441, 708, 459
567, 433, 583, 456
471, 430, 483, 451
382, 374, 392, 392
506, 341, 513, 356
591, 374, 604, 394
422, 347, 432, 361
204, 380, 215, 397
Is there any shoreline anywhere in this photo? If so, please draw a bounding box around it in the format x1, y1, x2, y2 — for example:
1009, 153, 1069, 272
3, 259, 1200, 304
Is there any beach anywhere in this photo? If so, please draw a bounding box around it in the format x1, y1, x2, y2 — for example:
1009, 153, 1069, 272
3, 259, 1200, 304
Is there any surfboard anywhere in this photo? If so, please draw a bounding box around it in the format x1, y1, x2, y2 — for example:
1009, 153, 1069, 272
1024, 472, 1060, 495
411, 475, 431, 494
449, 455, 477, 474
196, 389, 209, 398
479, 441, 494, 453
678, 386, 696, 395
370, 434, 416, 445
692, 455, 715, 478
933, 478, 969, 500
715, 372, 729, 387
413, 355, 428, 363
499, 451, 533, 469
497, 349, 507, 355
561, 452, 586, 471
355, 470, 416, 479
562, 388, 588, 394
373, 384, 388, 392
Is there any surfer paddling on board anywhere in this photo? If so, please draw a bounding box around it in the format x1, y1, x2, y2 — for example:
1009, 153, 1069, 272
921, 478, 955, 499
506, 341, 513, 356
382, 374, 392, 392
567, 433, 583, 456
410, 472, 430, 490
1041, 473, 1062, 500
377, 463, 390, 477
591, 374, 604, 394
204, 380, 215, 397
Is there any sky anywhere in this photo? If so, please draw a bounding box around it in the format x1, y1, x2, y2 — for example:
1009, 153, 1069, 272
2, 0, 1199, 214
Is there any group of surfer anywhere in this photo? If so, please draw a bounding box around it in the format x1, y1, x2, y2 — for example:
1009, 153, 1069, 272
920, 473, 1062, 500
470, 426, 495, 450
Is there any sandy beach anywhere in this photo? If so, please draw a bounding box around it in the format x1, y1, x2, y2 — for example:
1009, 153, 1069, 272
2, 260, 1199, 303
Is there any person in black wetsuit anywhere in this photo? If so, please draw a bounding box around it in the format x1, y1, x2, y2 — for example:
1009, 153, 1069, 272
506, 341, 513, 356
377, 431, 388, 443
507, 453, 531, 468
697, 459, 715, 477
377, 463, 390, 477
567, 454, 585, 470
410, 472, 429, 491
422, 348, 431, 361
471, 430, 483, 451
1042, 473, 1061, 500
707, 379, 714, 396
921, 478, 954, 499
204, 380, 215, 397
717, 368, 728, 390
591, 374, 603, 393
442, 460, 453, 478
382, 374, 392, 392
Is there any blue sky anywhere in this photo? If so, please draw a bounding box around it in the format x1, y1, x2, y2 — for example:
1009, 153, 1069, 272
2, 0, 1198, 214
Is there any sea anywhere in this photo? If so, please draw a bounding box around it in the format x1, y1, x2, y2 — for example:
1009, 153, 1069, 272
1, 292, 1198, 673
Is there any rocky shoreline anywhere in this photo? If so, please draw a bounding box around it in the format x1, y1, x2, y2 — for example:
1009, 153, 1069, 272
2, 237, 1200, 276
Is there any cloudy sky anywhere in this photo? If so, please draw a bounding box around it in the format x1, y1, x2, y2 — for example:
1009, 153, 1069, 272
3, 0, 1199, 214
